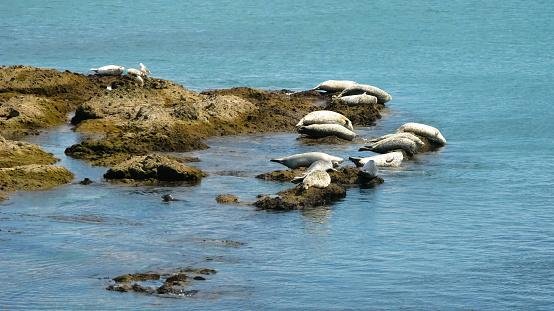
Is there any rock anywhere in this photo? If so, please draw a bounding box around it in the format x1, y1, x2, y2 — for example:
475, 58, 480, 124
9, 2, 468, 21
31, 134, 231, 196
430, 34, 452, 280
254, 184, 347, 211
79, 177, 93, 185
164, 273, 189, 284
215, 194, 239, 204
0, 137, 57, 168
103, 154, 204, 184
0, 164, 73, 194
193, 276, 206, 281
113, 273, 160, 283
255, 168, 305, 182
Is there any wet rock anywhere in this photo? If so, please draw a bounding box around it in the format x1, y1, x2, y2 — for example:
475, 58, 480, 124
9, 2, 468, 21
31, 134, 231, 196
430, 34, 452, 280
113, 273, 160, 283
79, 177, 93, 185
103, 154, 204, 184
255, 168, 305, 182
0, 164, 73, 195
164, 273, 189, 284
162, 194, 177, 202
254, 184, 347, 211
0, 136, 57, 168
193, 276, 206, 281
215, 194, 239, 204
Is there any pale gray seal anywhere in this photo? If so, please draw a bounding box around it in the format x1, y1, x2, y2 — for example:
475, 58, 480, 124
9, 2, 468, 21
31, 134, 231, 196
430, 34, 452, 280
291, 160, 336, 184
397, 122, 446, 146
338, 83, 392, 104
312, 80, 358, 93
270, 152, 343, 169
337, 93, 378, 105
359, 137, 417, 156
296, 110, 354, 131
349, 151, 404, 168
298, 124, 357, 141
368, 132, 425, 148
359, 160, 378, 179
301, 170, 331, 190
90, 65, 125, 76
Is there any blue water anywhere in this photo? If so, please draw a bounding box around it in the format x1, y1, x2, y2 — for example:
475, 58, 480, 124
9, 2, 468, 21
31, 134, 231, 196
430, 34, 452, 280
1, 0, 554, 310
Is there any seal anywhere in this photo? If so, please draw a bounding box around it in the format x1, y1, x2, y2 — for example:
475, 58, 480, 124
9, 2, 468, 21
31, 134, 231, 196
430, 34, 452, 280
90, 65, 125, 76
337, 93, 378, 105
312, 80, 358, 93
359, 160, 378, 179
296, 110, 354, 131
397, 122, 446, 146
298, 124, 357, 141
368, 132, 425, 148
338, 84, 392, 104
139, 63, 151, 76
349, 151, 404, 168
270, 152, 343, 169
291, 160, 336, 183
301, 170, 331, 190
359, 136, 417, 156
127, 68, 144, 77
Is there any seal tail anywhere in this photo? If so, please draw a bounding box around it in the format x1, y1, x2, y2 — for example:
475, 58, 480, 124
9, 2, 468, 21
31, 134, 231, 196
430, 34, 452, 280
348, 157, 364, 167
90, 68, 98, 72
270, 158, 284, 164
358, 146, 373, 151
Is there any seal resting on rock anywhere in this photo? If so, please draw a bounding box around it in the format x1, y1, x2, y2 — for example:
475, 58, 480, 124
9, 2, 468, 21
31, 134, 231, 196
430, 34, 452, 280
359, 136, 417, 156
338, 83, 392, 104
296, 110, 354, 131
270, 152, 343, 169
89, 65, 125, 76
397, 122, 446, 146
298, 124, 357, 141
301, 170, 331, 190
337, 93, 378, 105
359, 160, 378, 179
291, 160, 336, 183
311, 80, 358, 93
349, 151, 404, 168
368, 132, 425, 149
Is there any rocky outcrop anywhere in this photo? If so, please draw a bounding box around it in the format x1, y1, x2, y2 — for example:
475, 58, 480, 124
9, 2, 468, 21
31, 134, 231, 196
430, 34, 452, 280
103, 154, 204, 184
0, 135, 73, 200
106, 267, 217, 298
0, 65, 101, 137
215, 194, 240, 204
254, 166, 383, 210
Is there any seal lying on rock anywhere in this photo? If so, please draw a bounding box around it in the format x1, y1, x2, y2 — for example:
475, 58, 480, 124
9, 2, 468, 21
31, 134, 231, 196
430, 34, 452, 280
270, 152, 343, 169
312, 80, 358, 93
298, 124, 357, 141
300, 170, 331, 190
359, 136, 417, 156
368, 132, 425, 149
349, 151, 404, 168
90, 65, 125, 76
397, 122, 446, 146
296, 110, 354, 131
338, 83, 392, 104
337, 93, 378, 105
291, 160, 336, 183
359, 160, 378, 179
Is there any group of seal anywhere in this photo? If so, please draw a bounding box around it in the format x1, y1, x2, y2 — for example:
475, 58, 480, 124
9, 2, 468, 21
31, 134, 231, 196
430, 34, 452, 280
351, 122, 447, 169
311, 79, 392, 105
90, 63, 151, 87
296, 110, 357, 141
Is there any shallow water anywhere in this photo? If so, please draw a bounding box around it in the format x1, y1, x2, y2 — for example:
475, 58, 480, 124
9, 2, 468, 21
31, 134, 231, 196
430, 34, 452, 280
1, 0, 554, 310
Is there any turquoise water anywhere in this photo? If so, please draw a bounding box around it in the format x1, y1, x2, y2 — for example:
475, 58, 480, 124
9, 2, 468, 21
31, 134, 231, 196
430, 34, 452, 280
1, 1, 554, 310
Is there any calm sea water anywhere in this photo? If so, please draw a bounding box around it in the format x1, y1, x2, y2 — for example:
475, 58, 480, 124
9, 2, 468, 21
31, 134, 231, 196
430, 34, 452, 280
1, 0, 553, 310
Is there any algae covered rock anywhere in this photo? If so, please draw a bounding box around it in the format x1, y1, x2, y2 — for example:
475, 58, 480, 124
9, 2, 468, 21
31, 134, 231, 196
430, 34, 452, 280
215, 194, 240, 204
103, 154, 204, 183
0, 136, 57, 168
0, 164, 74, 193
254, 184, 347, 211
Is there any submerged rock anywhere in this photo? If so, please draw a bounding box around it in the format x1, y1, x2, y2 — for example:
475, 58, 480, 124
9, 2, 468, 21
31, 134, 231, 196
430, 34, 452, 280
103, 154, 204, 184
106, 267, 216, 298
215, 194, 240, 204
